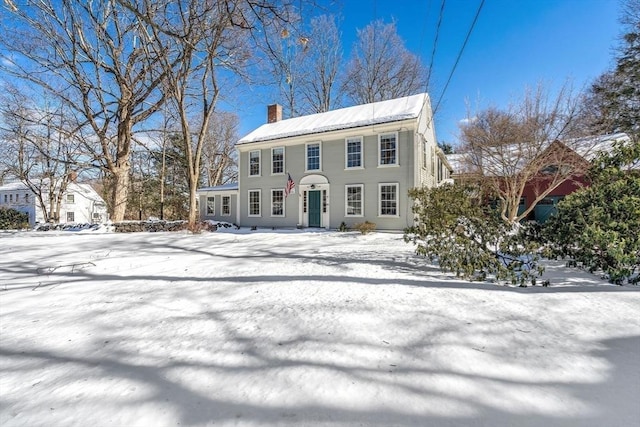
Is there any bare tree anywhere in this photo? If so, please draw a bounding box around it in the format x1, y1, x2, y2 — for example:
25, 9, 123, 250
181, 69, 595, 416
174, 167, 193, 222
1, 0, 167, 222
123, 0, 296, 227
342, 19, 428, 105
201, 112, 239, 187
458, 83, 591, 223
299, 14, 343, 113
0, 87, 86, 222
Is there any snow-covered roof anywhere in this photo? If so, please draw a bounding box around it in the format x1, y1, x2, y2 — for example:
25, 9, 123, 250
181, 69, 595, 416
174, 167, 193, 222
197, 183, 239, 193
0, 181, 29, 191
449, 133, 631, 177
238, 93, 428, 145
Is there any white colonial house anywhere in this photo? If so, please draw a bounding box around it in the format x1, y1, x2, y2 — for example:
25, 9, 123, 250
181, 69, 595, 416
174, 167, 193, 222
0, 181, 108, 227
198, 93, 452, 230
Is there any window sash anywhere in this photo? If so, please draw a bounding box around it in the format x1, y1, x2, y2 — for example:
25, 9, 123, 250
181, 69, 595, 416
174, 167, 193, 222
272, 147, 284, 174
379, 134, 397, 166
379, 184, 398, 216
306, 143, 320, 171
248, 190, 261, 216
345, 185, 363, 216
346, 137, 362, 168
222, 196, 230, 215
271, 189, 284, 216
249, 151, 261, 176
206, 196, 215, 215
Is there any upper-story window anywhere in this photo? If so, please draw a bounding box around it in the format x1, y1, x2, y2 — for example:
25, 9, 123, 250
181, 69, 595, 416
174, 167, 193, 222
249, 150, 261, 176
378, 132, 398, 166
272, 147, 285, 175
9, 194, 13, 203
306, 142, 321, 171
3, 194, 7, 203
66, 193, 75, 204
25, 194, 29, 203
345, 137, 363, 169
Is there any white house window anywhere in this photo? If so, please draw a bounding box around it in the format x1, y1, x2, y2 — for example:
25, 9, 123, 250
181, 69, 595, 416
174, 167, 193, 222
379, 183, 399, 216
345, 137, 363, 169
249, 150, 261, 176
206, 196, 215, 215
345, 184, 363, 216
4, 195, 7, 203
66, 193, 75, 204
306, 142, 321, 171
379, 133, 398, 166
271, 189, 284, 217
66, 211, 75, 222
222, 196, 230, 216
248, 190, 261, 217
272, 147, 285, 175
9, 194, 13, 203
24, 194, 29, 203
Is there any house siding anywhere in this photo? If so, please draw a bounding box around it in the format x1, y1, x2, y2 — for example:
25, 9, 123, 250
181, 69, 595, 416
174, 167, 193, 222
199, 192, 238, 224
238, 128, 417, 230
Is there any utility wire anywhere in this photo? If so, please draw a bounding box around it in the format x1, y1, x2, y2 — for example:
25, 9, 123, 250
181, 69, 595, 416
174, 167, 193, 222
432, 0, 485, 119
425, 0, 446, 91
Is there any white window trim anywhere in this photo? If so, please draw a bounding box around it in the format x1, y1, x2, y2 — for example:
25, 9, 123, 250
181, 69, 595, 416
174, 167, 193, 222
305, 141, 322, 172
248, 189, 261, 217
221, 195, 231, 216
271, 188, 285, 217
344, 184, 364, 217
378, 182, 400, 217
271, 147, 285, 175
378, 132, 399, 167
66, 193, 75, 204
206, 196, 215, 215
344, 136, 364, 170
249, 150, 261, 177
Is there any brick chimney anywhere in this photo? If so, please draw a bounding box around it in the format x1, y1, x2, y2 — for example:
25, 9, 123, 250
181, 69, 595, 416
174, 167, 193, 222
267, 104, 282, 123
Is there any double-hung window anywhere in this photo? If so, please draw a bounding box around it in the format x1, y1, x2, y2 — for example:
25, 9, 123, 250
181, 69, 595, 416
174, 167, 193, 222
378, 133, 398, 166
249, 150, 261, 176
345, 184, 363, 217
66, 193, 75, 204
248, 190, 261, 217
345, 137, 363, 169
66, 212, 75, 222
379, 183, 399, 216
206, 196, 215, 215
272, 147, 284, 175
271, 189, 284, 217
306, 142, 321, 171
222, 196, 230, 216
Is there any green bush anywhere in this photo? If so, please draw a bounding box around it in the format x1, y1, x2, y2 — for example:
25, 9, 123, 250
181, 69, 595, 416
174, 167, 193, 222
404, 184, 542, 285
543, 140, 640, 284
0, 208, 29, 230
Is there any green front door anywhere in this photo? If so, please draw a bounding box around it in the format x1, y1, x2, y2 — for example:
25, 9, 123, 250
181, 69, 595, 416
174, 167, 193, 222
308, 190, 321, 227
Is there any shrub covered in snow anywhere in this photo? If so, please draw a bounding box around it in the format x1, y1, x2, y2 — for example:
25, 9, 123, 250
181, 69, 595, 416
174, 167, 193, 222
405, 184, 543, 285
543, 140, 640, 285
0, 208, 29, 230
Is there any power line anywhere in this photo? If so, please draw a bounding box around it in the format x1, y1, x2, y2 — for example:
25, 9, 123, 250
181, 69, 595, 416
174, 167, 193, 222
425, 0, 446, 92
432, 0, 485, 119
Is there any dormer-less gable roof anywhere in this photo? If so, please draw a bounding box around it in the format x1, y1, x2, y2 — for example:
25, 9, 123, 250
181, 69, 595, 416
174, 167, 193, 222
237, 93, 429, 145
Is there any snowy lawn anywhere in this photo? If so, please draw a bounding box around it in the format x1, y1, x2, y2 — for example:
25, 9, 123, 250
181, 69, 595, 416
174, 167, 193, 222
1, 229, 639, 427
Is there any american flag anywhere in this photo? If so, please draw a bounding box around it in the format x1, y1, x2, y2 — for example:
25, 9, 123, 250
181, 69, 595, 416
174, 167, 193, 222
285, 173, 296, 197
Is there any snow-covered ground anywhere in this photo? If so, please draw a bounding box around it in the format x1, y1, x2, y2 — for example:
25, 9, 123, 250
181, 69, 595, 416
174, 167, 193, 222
1, 229, 639, 427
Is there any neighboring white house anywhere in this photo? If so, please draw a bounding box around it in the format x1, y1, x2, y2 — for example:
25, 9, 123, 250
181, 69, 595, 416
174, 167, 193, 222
199, 93, 452, 230
0, 181, 108, 227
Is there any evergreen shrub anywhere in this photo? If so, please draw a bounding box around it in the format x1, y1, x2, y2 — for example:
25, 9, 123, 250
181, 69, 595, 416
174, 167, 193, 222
404, 184, 543, 285
543, 140, 640, 284
0, 208, 29, 230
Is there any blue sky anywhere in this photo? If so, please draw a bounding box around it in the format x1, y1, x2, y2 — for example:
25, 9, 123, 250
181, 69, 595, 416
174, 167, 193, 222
237, 0, 622, 145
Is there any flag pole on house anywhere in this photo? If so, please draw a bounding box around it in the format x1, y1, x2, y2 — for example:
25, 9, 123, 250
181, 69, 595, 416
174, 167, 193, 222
285, 172, 296, 198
